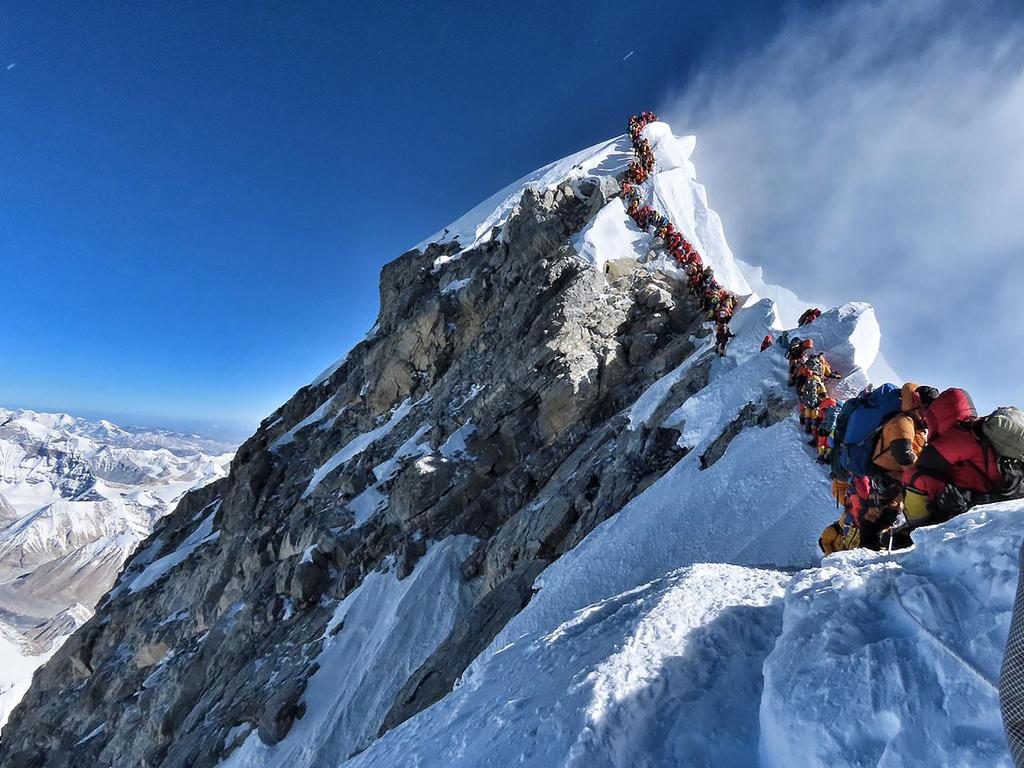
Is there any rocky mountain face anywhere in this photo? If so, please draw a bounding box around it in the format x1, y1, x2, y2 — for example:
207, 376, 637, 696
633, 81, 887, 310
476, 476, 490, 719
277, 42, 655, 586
0, 149, 760, 767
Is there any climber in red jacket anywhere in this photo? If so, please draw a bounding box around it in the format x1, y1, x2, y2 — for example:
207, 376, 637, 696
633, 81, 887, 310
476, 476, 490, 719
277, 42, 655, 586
798, 308, 822, 326
902, 388, 1005, 526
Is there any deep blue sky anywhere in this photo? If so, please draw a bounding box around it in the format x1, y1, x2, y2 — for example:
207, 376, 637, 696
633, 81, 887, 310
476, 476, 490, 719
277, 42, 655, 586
2, 0, 804, 436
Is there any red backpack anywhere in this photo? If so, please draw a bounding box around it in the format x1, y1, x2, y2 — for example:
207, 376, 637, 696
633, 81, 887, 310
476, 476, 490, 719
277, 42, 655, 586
924, 388, 977, 440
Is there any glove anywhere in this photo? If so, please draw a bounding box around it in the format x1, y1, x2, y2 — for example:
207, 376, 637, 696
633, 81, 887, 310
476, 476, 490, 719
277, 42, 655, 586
936, 484, 971, 518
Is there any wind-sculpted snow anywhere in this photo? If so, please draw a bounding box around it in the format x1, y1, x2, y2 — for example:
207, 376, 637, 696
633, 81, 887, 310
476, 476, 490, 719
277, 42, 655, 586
761, 501, 1024, 768
574, 122, 752, 297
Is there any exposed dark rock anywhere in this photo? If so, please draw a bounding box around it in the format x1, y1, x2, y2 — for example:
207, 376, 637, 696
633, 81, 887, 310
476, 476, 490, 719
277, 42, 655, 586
699, 391, 792, 470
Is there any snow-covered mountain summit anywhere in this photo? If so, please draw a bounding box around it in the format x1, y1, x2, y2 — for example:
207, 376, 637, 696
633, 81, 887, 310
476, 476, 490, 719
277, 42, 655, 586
0, 121, 1018, 768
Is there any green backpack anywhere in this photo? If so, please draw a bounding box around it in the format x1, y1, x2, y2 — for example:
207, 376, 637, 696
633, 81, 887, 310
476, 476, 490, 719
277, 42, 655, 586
982, 406, 1024, 460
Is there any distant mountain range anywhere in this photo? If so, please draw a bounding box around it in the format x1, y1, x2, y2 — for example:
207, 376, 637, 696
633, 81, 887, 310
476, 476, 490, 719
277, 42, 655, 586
0, 407, 235, 727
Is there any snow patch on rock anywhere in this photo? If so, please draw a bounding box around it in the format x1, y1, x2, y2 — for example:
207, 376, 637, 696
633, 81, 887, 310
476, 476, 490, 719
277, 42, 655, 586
220, 535, 477, 768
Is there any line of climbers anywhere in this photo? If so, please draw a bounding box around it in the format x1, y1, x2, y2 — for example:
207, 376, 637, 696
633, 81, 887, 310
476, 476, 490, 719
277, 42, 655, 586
771, 318, 1024, 554
621, 111, 1024, 556
622, 112, 738, 356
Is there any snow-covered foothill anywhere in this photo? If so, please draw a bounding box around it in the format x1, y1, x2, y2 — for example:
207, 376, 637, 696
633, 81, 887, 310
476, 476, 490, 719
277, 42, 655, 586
220, 535, 477, 768
0, 408, 234, 729
0, 498, 149, 569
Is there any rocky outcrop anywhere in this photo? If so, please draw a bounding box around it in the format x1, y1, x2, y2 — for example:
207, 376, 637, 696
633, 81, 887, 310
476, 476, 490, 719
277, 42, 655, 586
699, 393, 792, 470
0, 175, 750, 768
0, 493, 17, 527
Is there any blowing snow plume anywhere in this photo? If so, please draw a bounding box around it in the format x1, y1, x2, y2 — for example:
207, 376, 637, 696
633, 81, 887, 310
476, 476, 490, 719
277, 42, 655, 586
662, 0, 1024, 414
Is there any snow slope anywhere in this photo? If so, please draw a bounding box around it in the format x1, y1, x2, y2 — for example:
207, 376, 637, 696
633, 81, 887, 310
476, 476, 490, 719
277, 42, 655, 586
413, 134, 632, 257
762, 502, 1023, 768
475, 299, 876, 657
221, 535, 477, 767
0, 622, 62, 730
573, 122, 752, 297
348, 564, 789, 768
348, 506, 1023, 768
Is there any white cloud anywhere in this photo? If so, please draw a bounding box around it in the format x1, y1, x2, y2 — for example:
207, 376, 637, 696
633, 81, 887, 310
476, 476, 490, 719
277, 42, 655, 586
662, 0, 1024, 413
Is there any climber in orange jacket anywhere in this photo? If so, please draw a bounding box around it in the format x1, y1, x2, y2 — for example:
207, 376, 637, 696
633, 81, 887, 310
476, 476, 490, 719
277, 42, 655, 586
870, 383, 938, 479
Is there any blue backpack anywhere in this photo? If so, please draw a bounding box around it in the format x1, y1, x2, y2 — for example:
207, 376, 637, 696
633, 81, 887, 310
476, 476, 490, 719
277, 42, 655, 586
837, 384, 903, 478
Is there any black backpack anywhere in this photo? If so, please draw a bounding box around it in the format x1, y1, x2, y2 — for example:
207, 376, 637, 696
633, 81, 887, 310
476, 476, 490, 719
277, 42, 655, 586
1000, 457, 1024, 499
